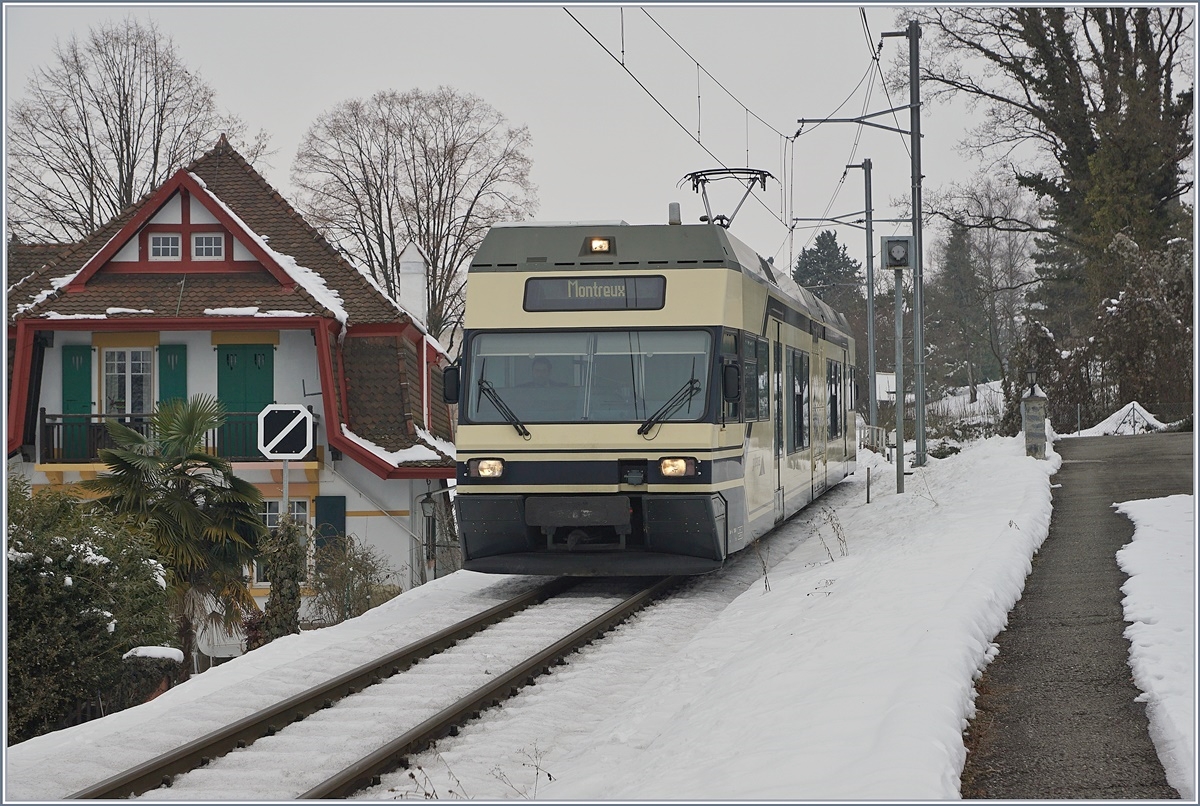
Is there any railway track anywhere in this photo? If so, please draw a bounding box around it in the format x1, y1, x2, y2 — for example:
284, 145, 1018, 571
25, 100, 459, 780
69, 575, 676, 800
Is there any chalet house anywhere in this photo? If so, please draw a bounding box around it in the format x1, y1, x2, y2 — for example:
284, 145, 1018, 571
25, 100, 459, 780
6, 137, 457, 636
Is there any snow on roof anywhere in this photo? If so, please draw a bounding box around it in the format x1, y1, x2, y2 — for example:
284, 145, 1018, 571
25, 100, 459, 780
203, 307, 316, 318
491, 220, 630, 227
190, 175, 350, 332
341, 424, 455, 466
16, 271, 84, 316
190, 173, 437, 339
415, 424, 455, 461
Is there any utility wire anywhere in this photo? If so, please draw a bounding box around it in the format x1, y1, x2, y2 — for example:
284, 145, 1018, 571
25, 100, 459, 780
564, 7, 787, 228
795, 42, 880, 256
860, 7, 912, 161
641, 7, 789, 140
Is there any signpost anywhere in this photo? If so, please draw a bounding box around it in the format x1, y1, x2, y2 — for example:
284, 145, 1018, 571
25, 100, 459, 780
883, 235, 914, 493
258, 404, 315, 521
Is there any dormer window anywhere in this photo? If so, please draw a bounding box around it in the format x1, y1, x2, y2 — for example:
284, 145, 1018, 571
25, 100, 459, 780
193, 233, 224, 260
150, 233, 181, 260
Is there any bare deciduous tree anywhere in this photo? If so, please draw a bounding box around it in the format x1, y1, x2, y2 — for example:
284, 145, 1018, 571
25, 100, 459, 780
291, 86, 538, 350
7, 17, 271, 243
900, 7, 1193, 258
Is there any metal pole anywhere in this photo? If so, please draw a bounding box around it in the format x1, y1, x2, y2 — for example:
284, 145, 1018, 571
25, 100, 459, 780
864, 159, 877, 430
895, 267, 905, 494
846, 159, 877, 432
281, 458, 289, 518
908, 19, 927, 466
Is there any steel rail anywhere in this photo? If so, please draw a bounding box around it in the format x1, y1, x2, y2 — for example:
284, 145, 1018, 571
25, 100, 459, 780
300, 575, 679, 799
68, 577, 579, 800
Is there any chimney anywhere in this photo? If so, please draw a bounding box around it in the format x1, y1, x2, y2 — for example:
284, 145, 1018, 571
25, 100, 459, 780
398, 242, 429, 328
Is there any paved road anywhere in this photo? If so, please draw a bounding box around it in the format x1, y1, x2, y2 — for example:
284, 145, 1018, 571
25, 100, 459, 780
960, 432, 1194, 799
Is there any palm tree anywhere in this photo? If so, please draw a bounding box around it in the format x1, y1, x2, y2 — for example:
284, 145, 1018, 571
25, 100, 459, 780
80, 394, 266, 675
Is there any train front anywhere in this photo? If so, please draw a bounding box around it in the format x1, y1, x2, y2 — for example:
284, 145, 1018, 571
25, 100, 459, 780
447, 221, 745, 576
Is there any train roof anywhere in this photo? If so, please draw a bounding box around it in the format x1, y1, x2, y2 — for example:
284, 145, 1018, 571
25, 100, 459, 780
469, 221, 852, 335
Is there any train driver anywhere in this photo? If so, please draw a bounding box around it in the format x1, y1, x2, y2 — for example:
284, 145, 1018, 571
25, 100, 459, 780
521, 356, 565, 387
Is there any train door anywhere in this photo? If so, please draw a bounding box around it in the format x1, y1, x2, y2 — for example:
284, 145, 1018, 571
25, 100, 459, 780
830, 352, 849, 479
742, 330, 773, 538
843, 353, 853, 472
772, 322, 785, 523
811, 332, 828, 496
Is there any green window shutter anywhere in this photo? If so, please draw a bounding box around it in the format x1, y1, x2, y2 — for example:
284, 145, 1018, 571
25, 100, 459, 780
314, 496, 346, 550
158, 344, 187, 405
61, 345, 92, 460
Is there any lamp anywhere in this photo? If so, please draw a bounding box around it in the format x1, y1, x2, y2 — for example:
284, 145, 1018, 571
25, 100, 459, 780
419, 495, 436, 519
1026, 369, 1037, 394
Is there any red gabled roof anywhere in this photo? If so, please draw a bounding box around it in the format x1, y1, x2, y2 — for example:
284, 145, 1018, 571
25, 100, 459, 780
7, 137, 454, 476
66, 170, 297, 290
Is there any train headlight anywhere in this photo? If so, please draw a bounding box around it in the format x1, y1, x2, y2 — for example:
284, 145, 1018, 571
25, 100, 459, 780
589, 237, 611, 253
469, 458, 505, 478
659, 457, 697, 477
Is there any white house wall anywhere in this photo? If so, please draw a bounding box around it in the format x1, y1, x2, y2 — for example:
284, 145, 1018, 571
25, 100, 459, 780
189, 195, 219, 224
321, 458, 426, 590
26, 326, 437, 616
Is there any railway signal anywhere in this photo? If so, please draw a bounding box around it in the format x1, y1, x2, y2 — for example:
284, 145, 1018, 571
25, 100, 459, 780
257, 404, 314, 460
882, 235, 915, 271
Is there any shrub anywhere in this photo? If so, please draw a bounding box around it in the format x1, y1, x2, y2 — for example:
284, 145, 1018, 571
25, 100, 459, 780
305, 534, 402, 627
6, 475, 173, 744
249, 516, 306, 649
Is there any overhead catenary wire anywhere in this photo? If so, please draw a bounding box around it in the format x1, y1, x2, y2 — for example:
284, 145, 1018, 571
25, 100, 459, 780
566, 6, 900, 269
792, 42, 881, 257
860, 7, 912, 162
563, 7, 787, 229
640, 7, 790, 140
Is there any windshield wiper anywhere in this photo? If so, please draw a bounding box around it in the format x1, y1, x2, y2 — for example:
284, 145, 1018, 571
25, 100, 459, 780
638, 378, 702, 435
478, 380, 530, 438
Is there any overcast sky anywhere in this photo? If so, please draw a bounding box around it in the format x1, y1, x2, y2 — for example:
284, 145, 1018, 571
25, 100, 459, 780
4, 3, 981, 270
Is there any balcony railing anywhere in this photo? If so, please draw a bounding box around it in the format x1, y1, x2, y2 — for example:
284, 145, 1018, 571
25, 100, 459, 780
37, 409, 312, 464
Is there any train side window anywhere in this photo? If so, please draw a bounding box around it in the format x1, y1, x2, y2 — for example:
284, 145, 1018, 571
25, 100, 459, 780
828, 359, 842, 439
755, 336, 770, 421
722, 330, 740, 421
787, 348, 810, 452
742, 333, 758, 421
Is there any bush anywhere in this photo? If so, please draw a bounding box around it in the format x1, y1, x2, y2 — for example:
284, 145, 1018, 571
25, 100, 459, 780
305, 534, 402, 627
109, 654, 184, 710
246, 516, 306, 650
6, 475, 174, 744
928, 440, 962, 459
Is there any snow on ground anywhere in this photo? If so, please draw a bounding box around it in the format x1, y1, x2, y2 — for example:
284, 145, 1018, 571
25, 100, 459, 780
3, 431, 1194, 800
928, 380, 1006, 425
1116, 494, 1196, 799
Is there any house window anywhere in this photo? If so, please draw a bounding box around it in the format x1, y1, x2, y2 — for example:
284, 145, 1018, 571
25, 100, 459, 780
254, 499, 310, 584
192, 233, 224, 260
149, 234, 181, 260
103, 348, 154, 415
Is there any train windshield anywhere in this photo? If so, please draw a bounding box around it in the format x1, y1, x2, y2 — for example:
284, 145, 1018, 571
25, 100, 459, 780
466, 330, 713, 425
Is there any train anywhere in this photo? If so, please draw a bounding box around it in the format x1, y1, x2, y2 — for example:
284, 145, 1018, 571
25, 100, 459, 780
443, 205, 857, 575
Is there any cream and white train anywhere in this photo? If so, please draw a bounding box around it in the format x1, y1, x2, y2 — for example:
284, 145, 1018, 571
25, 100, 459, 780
444, 216, 856, 575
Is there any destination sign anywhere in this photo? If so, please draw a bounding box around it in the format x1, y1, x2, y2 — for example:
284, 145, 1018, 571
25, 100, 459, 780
524, 276, 666, 311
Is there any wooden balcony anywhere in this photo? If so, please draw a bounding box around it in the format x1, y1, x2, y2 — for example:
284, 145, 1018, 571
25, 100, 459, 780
37, 409, 315, 465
